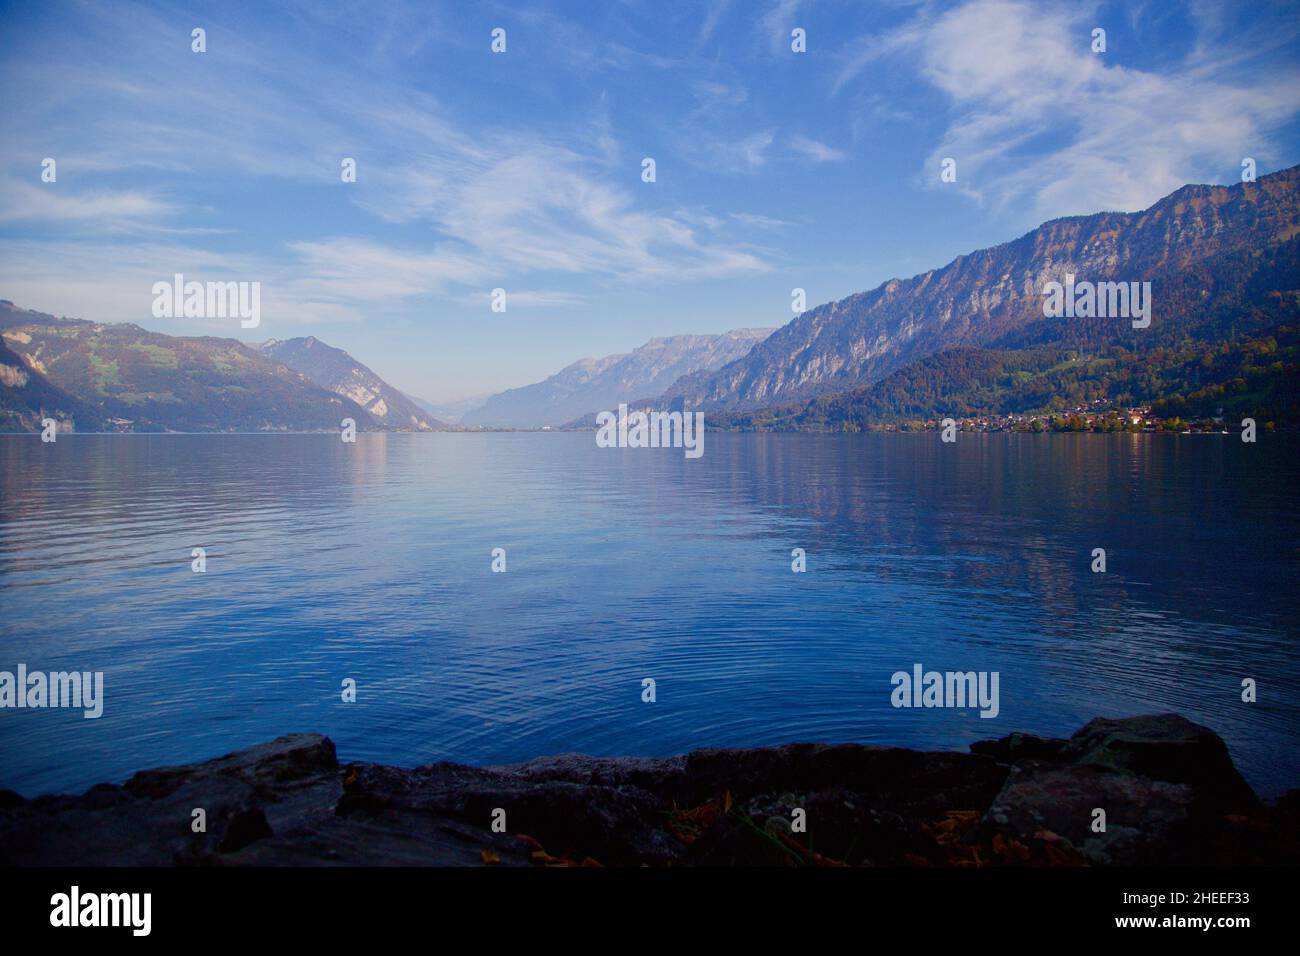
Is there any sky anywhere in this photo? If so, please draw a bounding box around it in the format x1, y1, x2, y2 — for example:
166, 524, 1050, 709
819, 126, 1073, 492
1, 0, 1298, 403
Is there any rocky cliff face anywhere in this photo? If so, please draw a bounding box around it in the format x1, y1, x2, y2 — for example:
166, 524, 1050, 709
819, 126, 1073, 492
2, 715, 1293, 867
463, 328, 774, 428
662, 165, 1300, 412
258, 336, 443, 431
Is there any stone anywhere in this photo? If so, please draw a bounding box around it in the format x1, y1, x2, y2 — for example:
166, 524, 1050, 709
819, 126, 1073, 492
0, 715, 1291, 867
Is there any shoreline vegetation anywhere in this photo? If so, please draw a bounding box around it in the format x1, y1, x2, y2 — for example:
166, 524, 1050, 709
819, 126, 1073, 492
2, 714, 1296, 867
6, 415, 1285, 436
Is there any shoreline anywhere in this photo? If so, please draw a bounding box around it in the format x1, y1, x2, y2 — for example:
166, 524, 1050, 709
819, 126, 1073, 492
3, 713, 1296, 867
3, 427, 1290, 436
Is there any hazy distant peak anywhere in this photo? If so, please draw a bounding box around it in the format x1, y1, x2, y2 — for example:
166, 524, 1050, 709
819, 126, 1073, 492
462, 327, 776, 428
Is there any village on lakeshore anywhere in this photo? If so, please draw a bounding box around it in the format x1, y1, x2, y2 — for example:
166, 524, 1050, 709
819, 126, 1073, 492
879, 402, 1263, 434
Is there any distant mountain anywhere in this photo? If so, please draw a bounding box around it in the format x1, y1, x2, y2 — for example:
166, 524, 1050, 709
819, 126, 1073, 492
463, 328, 775, 428
661, 165, 1300, 413
0, 302, 378, 432
258, 337, 443, 430
405, 391, 493, 425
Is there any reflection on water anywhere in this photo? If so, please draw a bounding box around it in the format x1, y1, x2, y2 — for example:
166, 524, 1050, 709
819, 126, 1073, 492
0, 432, 1296, 797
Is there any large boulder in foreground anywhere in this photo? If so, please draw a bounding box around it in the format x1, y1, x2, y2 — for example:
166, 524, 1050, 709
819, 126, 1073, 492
983, 765, 1199, 865
976, 714, 1277, 865
1059, 714, 1259, 811
0, 715, 1294, 867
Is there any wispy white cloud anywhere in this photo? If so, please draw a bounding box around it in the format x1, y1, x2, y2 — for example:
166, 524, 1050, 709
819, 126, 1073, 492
451, 289, 588, 309
0, 0, 768, 325
0, 178, 177, 225
729, 211, 794, 229
758, 0, 803, 55
789, 135, 847, 162
698, 0, 735, 45
692, 79, 750, 109
834, 0, 1300, 219
361, 138, 768, 279
832, 14, 927, 94
677, 128, 776, 174
0, 237, 312, 329
285, 239, 490, 301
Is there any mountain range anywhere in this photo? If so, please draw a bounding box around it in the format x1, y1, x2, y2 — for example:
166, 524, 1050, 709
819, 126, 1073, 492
0, 303, 398, 433
460, 329, 775, 427
409, 392, 495, 425
3, 165, 1297, 433
660, 165, 1300, 416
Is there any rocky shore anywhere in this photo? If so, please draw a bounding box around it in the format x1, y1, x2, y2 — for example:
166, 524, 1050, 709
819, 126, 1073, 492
2, 714, 1296, 866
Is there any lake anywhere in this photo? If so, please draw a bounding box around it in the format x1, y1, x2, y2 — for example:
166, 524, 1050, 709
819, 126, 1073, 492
1, 432, 1296, 797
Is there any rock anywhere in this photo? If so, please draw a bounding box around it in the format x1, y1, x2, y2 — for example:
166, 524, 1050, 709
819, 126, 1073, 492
970, 732, 1065, 763
496, 753, 687, 798
217, 806, 275, 853
0, 734, 342, 866
1276, 789, 1300, 815
976, 715, 1276, 864
0, 715, 1291, 867
681, 743, 1007, 815
1059, 714, 1259, 811
982, 764, 1199, 865
123, 733, 338, 799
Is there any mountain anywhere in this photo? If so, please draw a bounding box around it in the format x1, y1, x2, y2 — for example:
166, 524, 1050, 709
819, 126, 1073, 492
257, 337, 443, 430
0, 334, 107, 432
714, 322, 1299, 430
405, 391, 493, 425
0, 302, 380, 432
661, 165, 1300, 413
713, 233, 1300, 428
462, 328, 775, 428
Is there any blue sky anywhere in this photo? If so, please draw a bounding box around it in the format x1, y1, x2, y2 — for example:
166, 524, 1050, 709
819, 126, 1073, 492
1, 0, 1298, 402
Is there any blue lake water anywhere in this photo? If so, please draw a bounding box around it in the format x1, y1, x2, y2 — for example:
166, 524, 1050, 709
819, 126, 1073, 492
0, 432, 1296, 797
